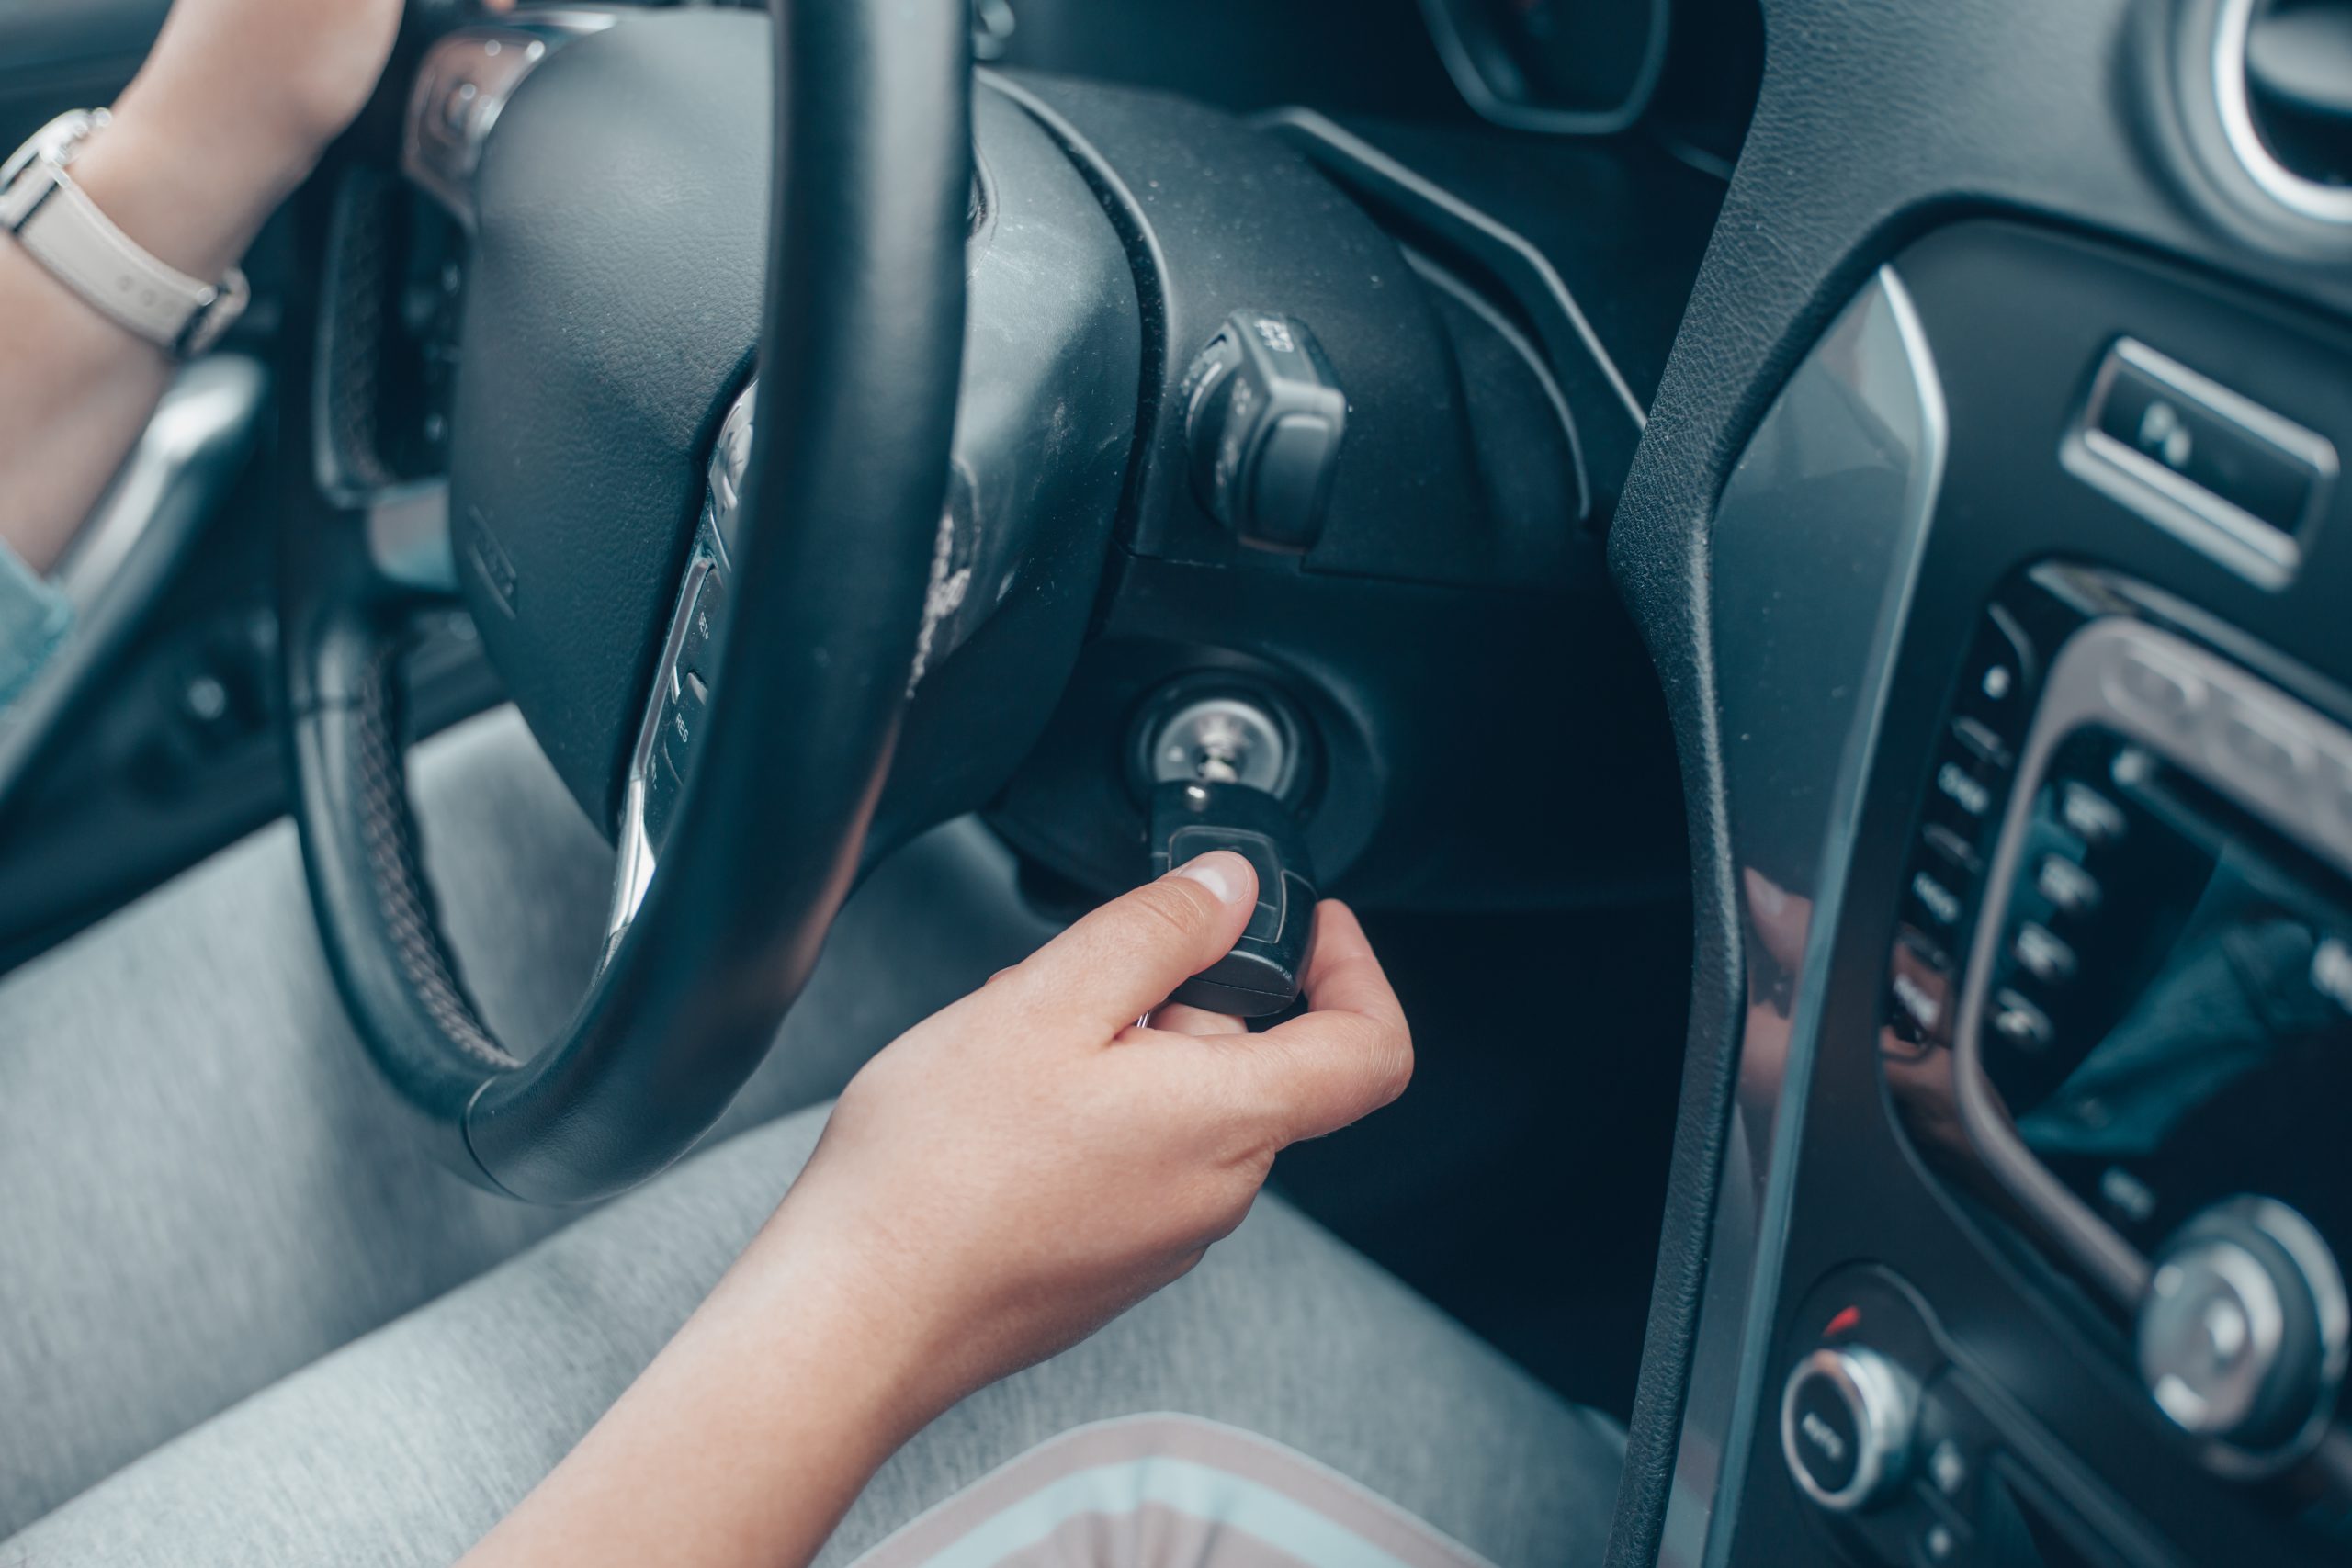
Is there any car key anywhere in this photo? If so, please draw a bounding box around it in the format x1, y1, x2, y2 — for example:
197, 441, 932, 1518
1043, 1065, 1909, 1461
1148, 777, 1318, 1018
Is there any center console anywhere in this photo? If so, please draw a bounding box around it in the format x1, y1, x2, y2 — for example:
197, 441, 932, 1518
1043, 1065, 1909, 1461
1683, 218, 2352, 1567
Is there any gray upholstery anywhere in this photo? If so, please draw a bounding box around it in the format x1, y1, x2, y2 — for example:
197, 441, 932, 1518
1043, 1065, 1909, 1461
0, 704, 1622, 1565
3, 1102, 1623, 1568
0, 706, 1057, 1534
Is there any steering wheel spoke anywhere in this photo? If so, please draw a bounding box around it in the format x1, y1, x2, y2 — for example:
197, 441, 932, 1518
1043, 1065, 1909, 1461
401, 10, 616, 231
607, 383, 751, 959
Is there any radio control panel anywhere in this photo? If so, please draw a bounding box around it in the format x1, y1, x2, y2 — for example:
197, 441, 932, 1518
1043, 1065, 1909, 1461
1878, 564, 2352, 1550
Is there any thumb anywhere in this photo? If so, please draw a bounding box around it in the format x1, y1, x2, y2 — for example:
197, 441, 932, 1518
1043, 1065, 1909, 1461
997, 852, 1260, 1038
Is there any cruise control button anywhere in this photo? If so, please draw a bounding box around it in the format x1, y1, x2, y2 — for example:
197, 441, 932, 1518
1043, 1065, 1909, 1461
659, 671, 709, 784
642, 743, 684, 848
675, 568, 727, 682
2034, 854, 2101, 918
2013, 923, 2077, 986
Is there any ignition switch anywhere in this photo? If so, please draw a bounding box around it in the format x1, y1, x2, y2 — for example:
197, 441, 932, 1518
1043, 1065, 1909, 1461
1139, 688, 1318, 1018
1179, 310, 1347, 552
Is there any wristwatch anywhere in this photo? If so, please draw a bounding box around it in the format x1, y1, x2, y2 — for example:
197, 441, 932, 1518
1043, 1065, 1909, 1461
0, 108, 250, 359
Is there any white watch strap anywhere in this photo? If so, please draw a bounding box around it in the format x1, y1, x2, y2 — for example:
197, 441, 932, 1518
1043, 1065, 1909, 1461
0, 110, 249, 358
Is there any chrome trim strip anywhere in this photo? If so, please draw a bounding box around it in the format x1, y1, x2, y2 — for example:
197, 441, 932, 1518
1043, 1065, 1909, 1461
1663, 268, 1949, 1567
0, 355, 266, 817
2213, 0, 2352, 229
602, 381, 753, 962
2060, 337, 2337, 591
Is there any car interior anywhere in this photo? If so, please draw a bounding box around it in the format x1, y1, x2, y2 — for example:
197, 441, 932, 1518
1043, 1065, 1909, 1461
1, 0, 2350, 1562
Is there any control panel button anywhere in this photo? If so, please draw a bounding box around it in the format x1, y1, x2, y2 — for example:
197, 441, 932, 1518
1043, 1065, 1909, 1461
2086, 340, 2333, 539
1889, 940, 1954, 1043
1917, 1517, 1967, 1565
1909, 870, 1965, 933
2011, 922, 2077, 986
1988, 988, 2054, 1055
1181, 311, 1348, 552
1957, 606, 2035, 732
1781, 1346, 1920, 1513
1920, 823, 1983, 879
656, 671, 708, 795
1934, 759, 1996, 823
2032, 854, 2101, 918
674, 567, 727, 683
2138, 1198, 2348, 1453
2218, 707, 2312, 790
2058, 783, 2128, 848
641, 743, 684, 849
1925, 1437, 1970, 1498
2109, 648, 2207, 730
1950, 716, 2011, 770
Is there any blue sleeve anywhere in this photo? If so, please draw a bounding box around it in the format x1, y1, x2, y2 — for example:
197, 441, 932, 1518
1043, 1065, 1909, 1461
0, 538, 71, 711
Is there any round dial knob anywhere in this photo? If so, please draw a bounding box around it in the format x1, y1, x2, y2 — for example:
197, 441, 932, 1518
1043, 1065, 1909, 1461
1780, 1346, 1920, 1512
2137, 1197, 2348, 1453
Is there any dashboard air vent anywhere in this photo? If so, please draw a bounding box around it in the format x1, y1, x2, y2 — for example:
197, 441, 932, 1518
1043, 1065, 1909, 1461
2218, 0, 2352, 224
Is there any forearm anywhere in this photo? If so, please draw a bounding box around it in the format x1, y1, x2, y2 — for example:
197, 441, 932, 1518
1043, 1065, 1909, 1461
0, 7, 365, 572
458, 1206, 944, 1568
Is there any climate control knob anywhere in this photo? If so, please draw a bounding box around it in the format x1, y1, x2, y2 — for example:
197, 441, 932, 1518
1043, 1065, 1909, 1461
1780, 1346, 1920, 1512
2137, 1197, 2348, 1453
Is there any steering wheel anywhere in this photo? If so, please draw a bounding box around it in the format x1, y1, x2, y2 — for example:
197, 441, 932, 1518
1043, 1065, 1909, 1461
279, 0, 973, 1204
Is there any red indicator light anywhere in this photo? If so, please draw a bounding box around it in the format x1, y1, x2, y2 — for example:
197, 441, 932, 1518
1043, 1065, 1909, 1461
1824, 1305, 1862, 1338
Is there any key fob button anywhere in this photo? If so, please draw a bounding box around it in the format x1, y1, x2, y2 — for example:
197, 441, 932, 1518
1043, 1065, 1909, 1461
1150, 779, 1318, 1018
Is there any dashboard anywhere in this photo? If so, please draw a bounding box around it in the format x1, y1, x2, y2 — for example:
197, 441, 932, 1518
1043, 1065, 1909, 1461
1626, 2, 2352, 1565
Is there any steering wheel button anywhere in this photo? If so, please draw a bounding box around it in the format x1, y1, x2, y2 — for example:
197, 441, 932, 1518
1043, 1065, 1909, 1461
676, 569, 727, 682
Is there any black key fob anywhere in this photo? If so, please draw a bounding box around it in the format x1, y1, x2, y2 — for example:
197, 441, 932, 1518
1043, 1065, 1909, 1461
1149, 778, 1317, 1018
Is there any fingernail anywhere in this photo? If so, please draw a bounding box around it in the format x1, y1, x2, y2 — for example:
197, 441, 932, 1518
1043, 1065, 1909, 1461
1174, 851, 1250, 906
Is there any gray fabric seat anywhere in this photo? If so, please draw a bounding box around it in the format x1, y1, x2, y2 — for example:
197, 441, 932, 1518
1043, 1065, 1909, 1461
2, 1101, 1624, 1567
0, 706, 1623, 1564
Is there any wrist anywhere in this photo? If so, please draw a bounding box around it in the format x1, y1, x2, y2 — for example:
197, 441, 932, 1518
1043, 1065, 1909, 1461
62, 79, 322, 286
729, 1199, 967, 1442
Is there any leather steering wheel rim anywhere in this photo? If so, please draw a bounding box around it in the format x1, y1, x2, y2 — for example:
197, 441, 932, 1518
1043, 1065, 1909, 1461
282, 0, 972, 1204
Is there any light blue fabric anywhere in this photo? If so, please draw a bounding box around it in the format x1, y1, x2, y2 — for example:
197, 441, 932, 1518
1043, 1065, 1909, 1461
0, 536, 69, 708
895, 1454, 1430, 1568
